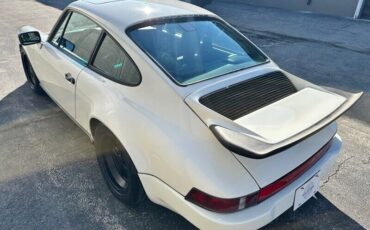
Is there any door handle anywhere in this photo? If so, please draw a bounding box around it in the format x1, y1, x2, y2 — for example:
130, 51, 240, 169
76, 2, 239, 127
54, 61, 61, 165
65, 73, 75, 84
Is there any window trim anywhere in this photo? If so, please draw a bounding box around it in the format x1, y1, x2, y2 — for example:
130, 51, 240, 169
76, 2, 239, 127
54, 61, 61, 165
126, 15, 270, 87
88, 32, 142, 86
47, 8, 142, 87
48, 10, 71, 45
49, 11, 71, 47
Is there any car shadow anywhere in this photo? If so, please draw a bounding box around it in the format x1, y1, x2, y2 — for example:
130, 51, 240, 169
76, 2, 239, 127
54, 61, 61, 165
0, 159, 196, 229
262, 193, 365, 230
0, 83, 59, 130
0, 85, 365, 229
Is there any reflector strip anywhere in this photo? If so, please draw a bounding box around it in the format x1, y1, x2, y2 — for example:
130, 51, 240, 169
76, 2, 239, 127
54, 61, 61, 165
258, 138, 333, 202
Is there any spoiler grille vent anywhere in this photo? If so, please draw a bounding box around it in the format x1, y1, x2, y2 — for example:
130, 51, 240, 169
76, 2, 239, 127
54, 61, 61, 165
199, 71, 297, 120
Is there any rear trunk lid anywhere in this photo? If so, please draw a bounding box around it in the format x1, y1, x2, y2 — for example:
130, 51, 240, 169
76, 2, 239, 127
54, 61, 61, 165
185, 69, 362, 187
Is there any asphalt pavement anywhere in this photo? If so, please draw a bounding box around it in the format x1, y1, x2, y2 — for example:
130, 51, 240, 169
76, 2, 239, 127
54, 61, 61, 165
0, 0, 369, 229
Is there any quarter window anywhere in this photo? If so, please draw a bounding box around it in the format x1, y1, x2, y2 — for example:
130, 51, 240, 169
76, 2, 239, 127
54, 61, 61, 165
93, 35, 140, 85
59, 12, 102, 64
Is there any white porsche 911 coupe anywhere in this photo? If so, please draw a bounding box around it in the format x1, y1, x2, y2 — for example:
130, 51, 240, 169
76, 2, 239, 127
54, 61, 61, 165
18, 0, 361, 229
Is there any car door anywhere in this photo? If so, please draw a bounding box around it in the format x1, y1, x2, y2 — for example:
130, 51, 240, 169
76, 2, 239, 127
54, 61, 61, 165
33, 11, 102, 118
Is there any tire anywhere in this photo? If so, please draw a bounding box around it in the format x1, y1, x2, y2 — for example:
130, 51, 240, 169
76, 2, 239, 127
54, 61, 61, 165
94, 124, 145, 205
20, 48, 44, 95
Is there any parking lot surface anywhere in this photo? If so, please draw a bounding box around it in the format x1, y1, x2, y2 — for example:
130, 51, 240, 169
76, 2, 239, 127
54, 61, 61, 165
0, 0, 369, 229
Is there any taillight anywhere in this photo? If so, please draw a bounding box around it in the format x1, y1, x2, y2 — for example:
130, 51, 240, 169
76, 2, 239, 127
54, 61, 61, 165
185, 188, 258, 213
258, 138, 332, 202
186, 137, 333, 213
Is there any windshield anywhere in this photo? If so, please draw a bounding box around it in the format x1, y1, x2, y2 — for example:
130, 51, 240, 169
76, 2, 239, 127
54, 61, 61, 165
128, 17, 268, 85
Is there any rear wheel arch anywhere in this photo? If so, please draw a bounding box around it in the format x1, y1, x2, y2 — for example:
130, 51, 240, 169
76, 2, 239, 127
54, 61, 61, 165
89, 117, 142, 170
89, 118, 123, 145
92, 120, 146, 204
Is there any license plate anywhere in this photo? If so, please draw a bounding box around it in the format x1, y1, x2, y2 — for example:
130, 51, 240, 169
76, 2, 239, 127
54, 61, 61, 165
293, 172, 320, 211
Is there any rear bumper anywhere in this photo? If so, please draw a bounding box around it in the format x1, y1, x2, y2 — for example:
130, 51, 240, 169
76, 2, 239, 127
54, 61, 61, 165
139, 134, 342, 230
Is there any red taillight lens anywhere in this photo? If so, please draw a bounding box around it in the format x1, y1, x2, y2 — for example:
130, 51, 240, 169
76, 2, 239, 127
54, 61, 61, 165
258, 139, 332, 202
185, 188, 258, 213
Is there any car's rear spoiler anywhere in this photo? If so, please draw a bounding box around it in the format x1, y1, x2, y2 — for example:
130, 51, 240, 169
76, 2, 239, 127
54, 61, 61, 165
210, 88, 362, 159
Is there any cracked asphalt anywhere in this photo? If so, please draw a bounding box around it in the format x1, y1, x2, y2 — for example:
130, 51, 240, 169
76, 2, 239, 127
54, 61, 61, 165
320, 156, 354, 187
0, 0, 369, 229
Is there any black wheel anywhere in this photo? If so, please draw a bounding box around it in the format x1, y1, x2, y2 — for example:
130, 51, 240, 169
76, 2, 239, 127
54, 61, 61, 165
94, 124, 145, 205
20, 48, 44, 95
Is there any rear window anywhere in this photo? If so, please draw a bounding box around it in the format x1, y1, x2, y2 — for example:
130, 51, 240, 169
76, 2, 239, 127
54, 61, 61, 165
127, 17, 268, 85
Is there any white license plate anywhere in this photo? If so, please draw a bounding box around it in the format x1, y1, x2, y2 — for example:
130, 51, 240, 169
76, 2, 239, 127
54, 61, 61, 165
293, 172, 320, 211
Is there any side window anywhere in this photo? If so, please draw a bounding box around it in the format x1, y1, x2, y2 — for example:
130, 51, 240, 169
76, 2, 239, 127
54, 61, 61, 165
93, 35, 141, 85
60, 12, 102, 64
51, 12, 70, 46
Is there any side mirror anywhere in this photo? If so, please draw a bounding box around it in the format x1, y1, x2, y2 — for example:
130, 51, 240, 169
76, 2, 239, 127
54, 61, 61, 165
18, 31, 41, 46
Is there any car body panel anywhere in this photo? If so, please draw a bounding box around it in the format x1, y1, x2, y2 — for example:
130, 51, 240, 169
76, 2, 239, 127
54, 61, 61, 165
24, 41, 84, 117
20, 1, 258, 198
76, 56, 260, 198
17, 0, 361, 228
235, 123, 337, 188
140, 134, 342, 230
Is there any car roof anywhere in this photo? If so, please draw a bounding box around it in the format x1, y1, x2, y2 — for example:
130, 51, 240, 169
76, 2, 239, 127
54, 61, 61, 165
69, 0, 216, 32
